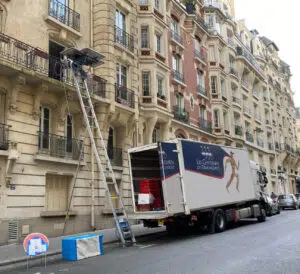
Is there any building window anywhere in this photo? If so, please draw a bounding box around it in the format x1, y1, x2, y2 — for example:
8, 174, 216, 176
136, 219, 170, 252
206, 14, 214, 28
194, 38, 200, 52
213, 109, 220, 127
45, 174, 70, 211
152, 126, 160, 143
200, 106, 206, 120
49, 40, 65, 81
172, 54, 180, 71
157, 76, 164, 96
66, 114, 73, 153
115, 9, 126, 30
39, 106, 51, 150
116, 63, 127, 86
141, 26, 149, 48
155, 33, 162, 53
211, 76, 217, 94
107, 127, 114, 160
175, 93, 184, 110
142, 72, 150, 96
154, 0, 160, 10
197, 70, 204, 86
208, 45, 216, 62
221, 78, 226, 97
170, 18, 179, 34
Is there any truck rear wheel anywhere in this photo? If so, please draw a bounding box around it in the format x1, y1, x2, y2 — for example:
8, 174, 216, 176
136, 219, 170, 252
257, 208, 266, 222
214, 209, 226, 233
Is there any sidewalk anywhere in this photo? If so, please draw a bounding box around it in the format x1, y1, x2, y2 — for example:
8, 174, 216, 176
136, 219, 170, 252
0, 224, 165, 268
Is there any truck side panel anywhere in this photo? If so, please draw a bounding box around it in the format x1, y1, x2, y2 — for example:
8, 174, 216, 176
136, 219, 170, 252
180, 140, 257, 211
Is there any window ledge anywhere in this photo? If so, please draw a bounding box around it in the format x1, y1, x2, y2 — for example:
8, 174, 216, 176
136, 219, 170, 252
34, 154, 86, 166
44, 16, 82, 38
40, 210, 77, 218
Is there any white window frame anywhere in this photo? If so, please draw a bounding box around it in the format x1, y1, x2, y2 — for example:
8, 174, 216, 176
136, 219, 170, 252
142, 71, 150, 96
172, 54, 180, 72
157, 75, 164, 96
197, 70, 204, 86
213, 109, 220, 127
115, 9, 126, 30
175, 93, 184, 111
116, 63, 127, 87
39, 106, 51, 150
141, 26, 149, 48
155, 33, 162, 54
211, 76, 217, 94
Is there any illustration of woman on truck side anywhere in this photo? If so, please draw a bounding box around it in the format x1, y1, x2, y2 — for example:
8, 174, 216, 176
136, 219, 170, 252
224, 151, 240, 192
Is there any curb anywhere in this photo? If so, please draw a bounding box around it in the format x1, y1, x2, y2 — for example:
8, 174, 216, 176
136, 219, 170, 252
0, 230, 166, 269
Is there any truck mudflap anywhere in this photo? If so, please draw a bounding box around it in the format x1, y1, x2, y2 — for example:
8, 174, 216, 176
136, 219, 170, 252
127, 211, 168, 220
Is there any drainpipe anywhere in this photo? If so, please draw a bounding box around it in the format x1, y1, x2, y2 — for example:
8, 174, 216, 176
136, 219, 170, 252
90, 0, 95, 230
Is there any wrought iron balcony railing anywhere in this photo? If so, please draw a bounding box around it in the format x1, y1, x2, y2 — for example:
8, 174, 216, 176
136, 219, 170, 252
48, 56, 107, 97
114, 25, 134, 52
173, 106, 189, 124
107, 147, 123, 166
200, 118, 212, 134
0, 32, 49, 74
235, 125, 243, 136
0, 123, 9, 150
38, 131, 83, 160
49, 0, 80, 32
115, 83, 135, 108
172, 70, 184, 83
171, 31, 184, 45
197, 85, 207, 97
246, 132, 254, 143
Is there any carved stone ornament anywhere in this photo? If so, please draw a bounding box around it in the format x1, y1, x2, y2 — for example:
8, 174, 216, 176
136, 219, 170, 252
9, 75, 26, 114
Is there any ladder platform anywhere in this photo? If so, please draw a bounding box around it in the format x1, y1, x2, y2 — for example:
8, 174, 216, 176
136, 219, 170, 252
61, 48, 105, 67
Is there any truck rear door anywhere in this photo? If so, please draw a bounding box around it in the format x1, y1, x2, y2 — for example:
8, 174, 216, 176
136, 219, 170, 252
158, 142, 185, 215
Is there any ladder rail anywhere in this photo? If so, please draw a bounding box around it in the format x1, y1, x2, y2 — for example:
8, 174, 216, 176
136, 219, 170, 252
70, 67, 127, 246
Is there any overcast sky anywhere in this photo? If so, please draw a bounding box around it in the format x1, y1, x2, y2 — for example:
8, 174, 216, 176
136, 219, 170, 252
235, 0, 300, 106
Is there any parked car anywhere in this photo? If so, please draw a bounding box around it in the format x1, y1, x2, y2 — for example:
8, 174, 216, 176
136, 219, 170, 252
278, 194, 300, 210
263, 193, 280, 216
295, 193, 300, 201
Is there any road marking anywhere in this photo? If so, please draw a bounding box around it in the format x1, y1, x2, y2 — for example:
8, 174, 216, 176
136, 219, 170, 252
139, 244, 156, 249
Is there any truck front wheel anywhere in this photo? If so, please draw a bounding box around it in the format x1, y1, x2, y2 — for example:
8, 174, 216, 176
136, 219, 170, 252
214, 209, 226, 233
257, 208, 266, 222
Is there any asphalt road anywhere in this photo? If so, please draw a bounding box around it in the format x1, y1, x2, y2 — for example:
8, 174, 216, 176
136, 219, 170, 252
4, 210, 300, 274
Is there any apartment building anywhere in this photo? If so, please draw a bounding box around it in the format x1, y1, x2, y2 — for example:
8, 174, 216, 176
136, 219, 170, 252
204, 0, 299, 195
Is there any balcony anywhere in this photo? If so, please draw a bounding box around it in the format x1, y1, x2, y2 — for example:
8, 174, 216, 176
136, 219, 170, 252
38, 132, 83, 161
246, 132, 254, 143
172, 70, 185, 83
107, 147, 123, 166
0, 123, 9, 150
194, 49, 206, 63
257, 138, 264, 148
48, 0, 80, 32
171, 31, 184, 46
232, 96, 241, 106
197, 85, 208, 97
0, 32, 49, 75
235, 125, 243, 136
199, 118, 212, 134
115, 84, 135, 108
230, 67, 239, 78
173, 106, 189, 124
114, 25, 134, 52
236, 46, 265, 78
49, 56, 107, 97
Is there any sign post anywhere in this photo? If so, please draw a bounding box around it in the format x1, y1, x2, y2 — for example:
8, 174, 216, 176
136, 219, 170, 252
23, 233, 49, 269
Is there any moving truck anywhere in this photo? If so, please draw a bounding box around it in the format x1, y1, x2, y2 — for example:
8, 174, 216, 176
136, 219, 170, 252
128, 139, 268, 234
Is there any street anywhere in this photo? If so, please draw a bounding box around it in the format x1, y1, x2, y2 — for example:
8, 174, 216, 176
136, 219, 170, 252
4, 210, 300, 274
